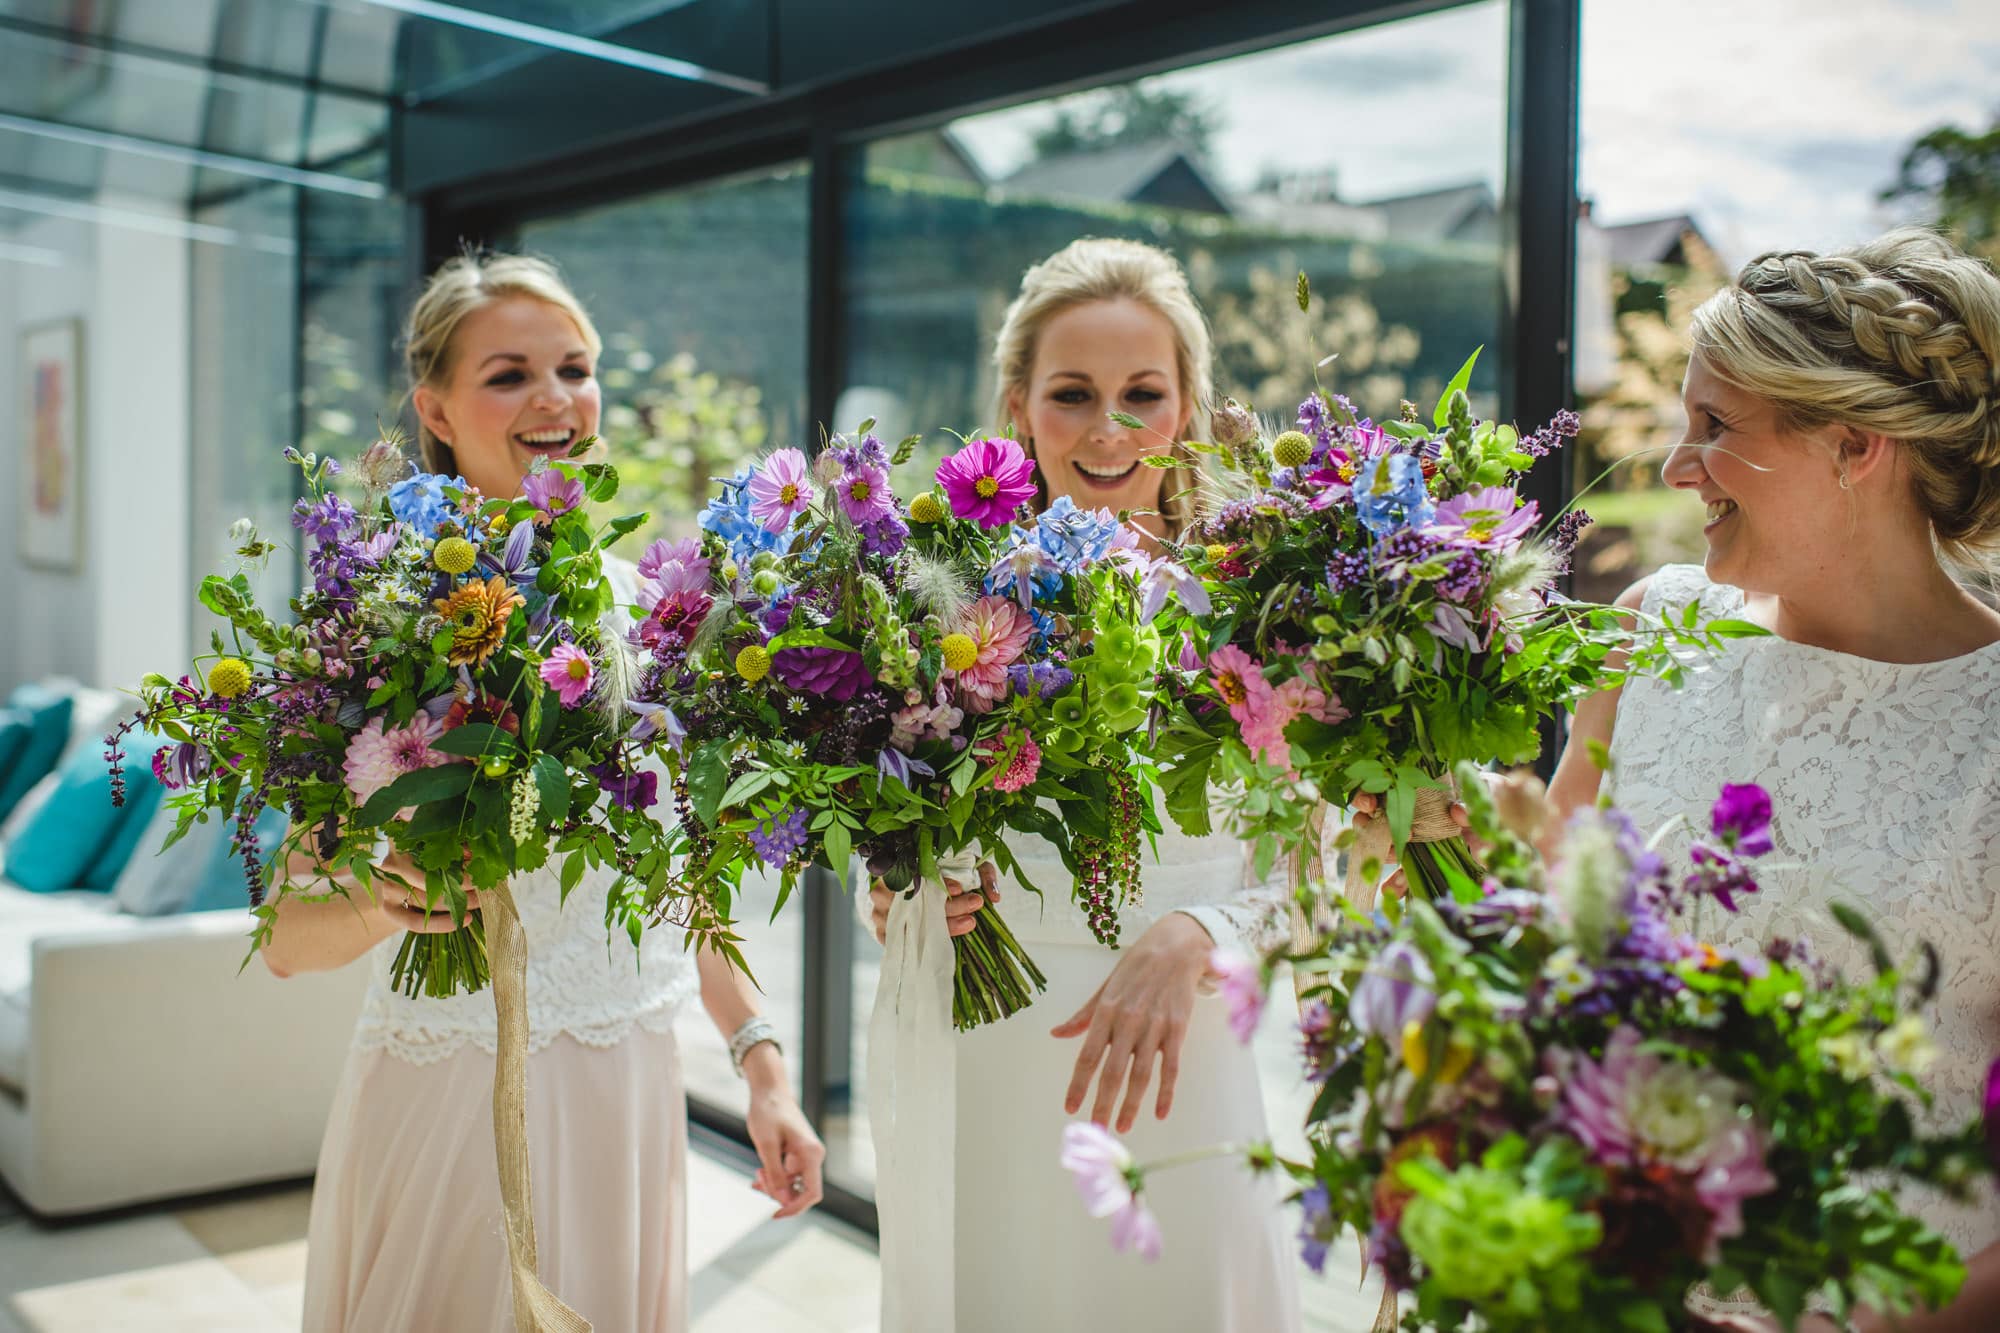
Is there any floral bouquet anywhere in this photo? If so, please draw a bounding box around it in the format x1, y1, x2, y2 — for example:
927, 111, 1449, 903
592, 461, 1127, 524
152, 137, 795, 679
111, 437, 687, 998
648, 430, 1192, 1029
1149, 292, 1758, 895
1070, 766, 1996, 1332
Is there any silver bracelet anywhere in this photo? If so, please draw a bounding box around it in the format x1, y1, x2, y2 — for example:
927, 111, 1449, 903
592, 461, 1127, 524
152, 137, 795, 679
728, 1016, 781, 1078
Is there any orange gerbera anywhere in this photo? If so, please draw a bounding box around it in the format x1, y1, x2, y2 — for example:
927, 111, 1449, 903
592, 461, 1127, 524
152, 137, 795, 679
434, 575, 524, 668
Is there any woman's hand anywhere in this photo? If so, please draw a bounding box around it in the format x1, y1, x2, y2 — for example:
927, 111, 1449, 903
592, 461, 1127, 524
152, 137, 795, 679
867, 863, 1000, 946
742, 1046, 827, 1219
372, 851, 479, 934
1050, 912, 1214, 1132
1346, 791, 1471, 898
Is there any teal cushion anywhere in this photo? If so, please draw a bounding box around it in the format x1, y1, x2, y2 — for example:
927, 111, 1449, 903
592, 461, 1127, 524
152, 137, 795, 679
4, 737, 127, 892
0, 709, 29, 793
186, 807, 291, 914
0, 685, 73, 821
77, 734, 170, 893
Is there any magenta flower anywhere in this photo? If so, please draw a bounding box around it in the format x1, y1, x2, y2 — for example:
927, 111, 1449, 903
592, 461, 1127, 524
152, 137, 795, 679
1209, 948, 1267, 1045
1983, 1057, 2000, 1174
747, 448, 814, 533
1060, 1122, 1163, 1261
834, 458, 895, 525
522, 468, 585, 524
1425, 486, 1538, 550
1558, 1026, 1775, 1259
343, 713, 451, 805
539, 644, 595, 708
772, 646, 873, 701
936, 436, 1036, 529
1710, 783, 1774, 857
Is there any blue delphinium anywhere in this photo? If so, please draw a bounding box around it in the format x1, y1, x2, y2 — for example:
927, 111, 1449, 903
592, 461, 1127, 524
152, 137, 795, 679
387, 472, 466, 540
699, 467, 791, 565
1353, 453, 1434, 538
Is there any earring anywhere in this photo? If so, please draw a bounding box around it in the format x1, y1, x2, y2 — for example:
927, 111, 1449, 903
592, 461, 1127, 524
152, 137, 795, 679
1838, 468, 1852, 491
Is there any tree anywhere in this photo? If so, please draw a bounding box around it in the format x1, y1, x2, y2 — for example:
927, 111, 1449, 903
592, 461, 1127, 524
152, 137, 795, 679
1031, 82, 1223, 161
595, 344, 769, 545
1881, 115, 2000, 259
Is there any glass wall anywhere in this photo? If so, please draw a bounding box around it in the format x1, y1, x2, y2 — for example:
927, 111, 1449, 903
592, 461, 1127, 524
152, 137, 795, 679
518, 159, 815, 1125
1568, 0, 2000, 603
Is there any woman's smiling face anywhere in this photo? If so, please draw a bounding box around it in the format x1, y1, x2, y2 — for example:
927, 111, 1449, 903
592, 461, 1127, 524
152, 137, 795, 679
413, 296, 602, 500
1007, 297, 1190, 521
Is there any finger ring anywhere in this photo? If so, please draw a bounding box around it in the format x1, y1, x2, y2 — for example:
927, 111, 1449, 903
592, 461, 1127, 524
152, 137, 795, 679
789, 1175, 804, 1194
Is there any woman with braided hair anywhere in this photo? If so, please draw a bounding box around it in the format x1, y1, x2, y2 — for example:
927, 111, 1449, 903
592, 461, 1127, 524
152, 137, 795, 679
1549, 228, 2000, 1330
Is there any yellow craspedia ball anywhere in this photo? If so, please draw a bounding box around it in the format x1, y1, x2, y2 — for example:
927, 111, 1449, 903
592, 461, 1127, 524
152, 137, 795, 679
940, 633, 979, 673
908, 492, 945, 525
734, 644, 773, 684
433, 536, 477, 574
208, 657, 252, 699
1204, 544, 1230, 563
1271, 430, 1314, 470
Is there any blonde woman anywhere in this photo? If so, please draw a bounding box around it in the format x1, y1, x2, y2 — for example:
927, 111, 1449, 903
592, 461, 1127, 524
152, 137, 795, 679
867, 238, 1303, 1333
264, 254, 825, 1331
1548, 230, 2000, 1331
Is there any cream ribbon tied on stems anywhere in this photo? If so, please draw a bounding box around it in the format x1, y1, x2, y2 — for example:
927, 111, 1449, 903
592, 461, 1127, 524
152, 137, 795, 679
1283, 786, 1462, 1333
867, 849, 976, 1333
487, 878, 593, 1333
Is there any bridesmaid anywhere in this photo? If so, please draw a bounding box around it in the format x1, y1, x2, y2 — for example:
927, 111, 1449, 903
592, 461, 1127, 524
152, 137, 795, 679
867, 238, 1304, 1333
264, 253, 825, 1331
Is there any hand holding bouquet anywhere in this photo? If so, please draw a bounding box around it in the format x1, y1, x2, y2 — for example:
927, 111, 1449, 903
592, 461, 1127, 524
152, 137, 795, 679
113, 437, 689, 997
650, 430, 1195, 1029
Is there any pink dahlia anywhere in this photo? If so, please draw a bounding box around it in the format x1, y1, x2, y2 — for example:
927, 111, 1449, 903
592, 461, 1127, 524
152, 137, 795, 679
949, 596, 1035, 713
747, 448, 814, 533
1558, 1026, 1775, 1260
936, 436, 1036, 529
539, 644, 595, 708
343, 713, 451, 805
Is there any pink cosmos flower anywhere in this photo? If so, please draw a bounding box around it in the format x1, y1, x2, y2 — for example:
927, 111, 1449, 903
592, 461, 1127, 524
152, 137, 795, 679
343, 713, 451, 805
1209, 948, 1267, 1045
539, 644, 595, 708
1558, 1026, 1776, 1260
1426, 486, 1538, 550
1060, 1122, 1163, 1261
522, 468, 585, 524
949, 596, 1035, 713
936, 437, 1037, 529
747, 448, 814, 533
637, 537, 710, 592
1208, 645, 1289, 763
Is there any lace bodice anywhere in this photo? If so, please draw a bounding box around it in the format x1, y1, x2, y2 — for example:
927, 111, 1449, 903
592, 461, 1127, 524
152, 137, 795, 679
1609, 563, 2000, 1253
999, 795, 1291, 957
350, 555, 699, 1064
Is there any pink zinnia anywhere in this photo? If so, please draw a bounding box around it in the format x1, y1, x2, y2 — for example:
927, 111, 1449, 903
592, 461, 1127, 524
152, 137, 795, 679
1059, 1122, 1163, 1262
747, 448, 814, 533
936, 436, 1037, 529
980, 729, 1042, 793
343, 713, 450, 805
539, 644, 595, 708
949, 596, 1034, 713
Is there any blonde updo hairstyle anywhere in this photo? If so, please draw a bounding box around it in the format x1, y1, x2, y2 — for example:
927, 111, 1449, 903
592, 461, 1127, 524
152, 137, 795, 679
1688, 228, 2000, 572
991, 237, 1214, 536
402, 252, 604, 476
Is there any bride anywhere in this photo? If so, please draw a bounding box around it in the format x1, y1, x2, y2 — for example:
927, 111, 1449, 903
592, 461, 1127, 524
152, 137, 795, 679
866, 238, 1304, 1333
1548, 228, 2000, 1330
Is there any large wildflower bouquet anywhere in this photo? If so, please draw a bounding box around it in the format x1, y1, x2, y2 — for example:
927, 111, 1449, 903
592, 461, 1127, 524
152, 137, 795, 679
1071, 767, 1996, 1331
113, 438, 685, 998
1151, 311, 1756, 892
652, 431, 1190, 1030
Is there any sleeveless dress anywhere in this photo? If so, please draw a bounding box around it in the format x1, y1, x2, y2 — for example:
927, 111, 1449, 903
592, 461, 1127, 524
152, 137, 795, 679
1608, 564, 2000, 1281
869, 809, 1304, 1333
302, 558, 701, 1331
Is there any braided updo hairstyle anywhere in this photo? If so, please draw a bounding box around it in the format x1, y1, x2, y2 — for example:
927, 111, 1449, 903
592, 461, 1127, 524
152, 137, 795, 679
1688, 228, 2000, 570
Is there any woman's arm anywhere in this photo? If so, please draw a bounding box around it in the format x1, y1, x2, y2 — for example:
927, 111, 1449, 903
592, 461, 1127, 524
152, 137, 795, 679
695, 946, 827, 1218
259, 848, 474, 978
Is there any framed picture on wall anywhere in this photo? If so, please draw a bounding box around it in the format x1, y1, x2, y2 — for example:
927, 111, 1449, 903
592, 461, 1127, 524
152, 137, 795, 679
18, 319, 84, 571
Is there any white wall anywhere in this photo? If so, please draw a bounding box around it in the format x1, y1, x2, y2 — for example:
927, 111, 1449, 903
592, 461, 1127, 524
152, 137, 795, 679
0, 198, 192, 696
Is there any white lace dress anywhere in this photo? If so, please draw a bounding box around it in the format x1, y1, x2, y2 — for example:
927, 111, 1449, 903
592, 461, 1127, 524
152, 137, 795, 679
869, 810, 1303, 1333
1609, 564, 2000, 1272
303, 558, 701, 1332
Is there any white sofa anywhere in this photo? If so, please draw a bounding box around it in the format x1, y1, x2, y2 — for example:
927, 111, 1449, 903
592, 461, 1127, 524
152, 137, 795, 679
0, 679, 367, 1216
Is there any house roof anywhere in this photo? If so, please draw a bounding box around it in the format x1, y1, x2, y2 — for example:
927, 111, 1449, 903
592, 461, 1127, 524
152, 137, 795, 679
1599, 214, 1704, 268
999, 139, 1231, 214
1351, 181, 1496, 242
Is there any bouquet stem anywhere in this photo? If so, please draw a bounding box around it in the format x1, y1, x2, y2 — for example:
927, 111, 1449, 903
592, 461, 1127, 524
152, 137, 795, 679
1396, 835, 1486, 902
950, 904, 1047, 1032
390, 910, 492, 998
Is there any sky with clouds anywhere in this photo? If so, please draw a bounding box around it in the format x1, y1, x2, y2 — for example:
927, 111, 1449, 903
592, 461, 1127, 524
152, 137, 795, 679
947, 0, 1999, 269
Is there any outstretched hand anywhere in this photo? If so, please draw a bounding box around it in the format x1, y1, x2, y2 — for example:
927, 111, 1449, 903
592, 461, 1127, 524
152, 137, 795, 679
1051, 913, 1215, 1132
